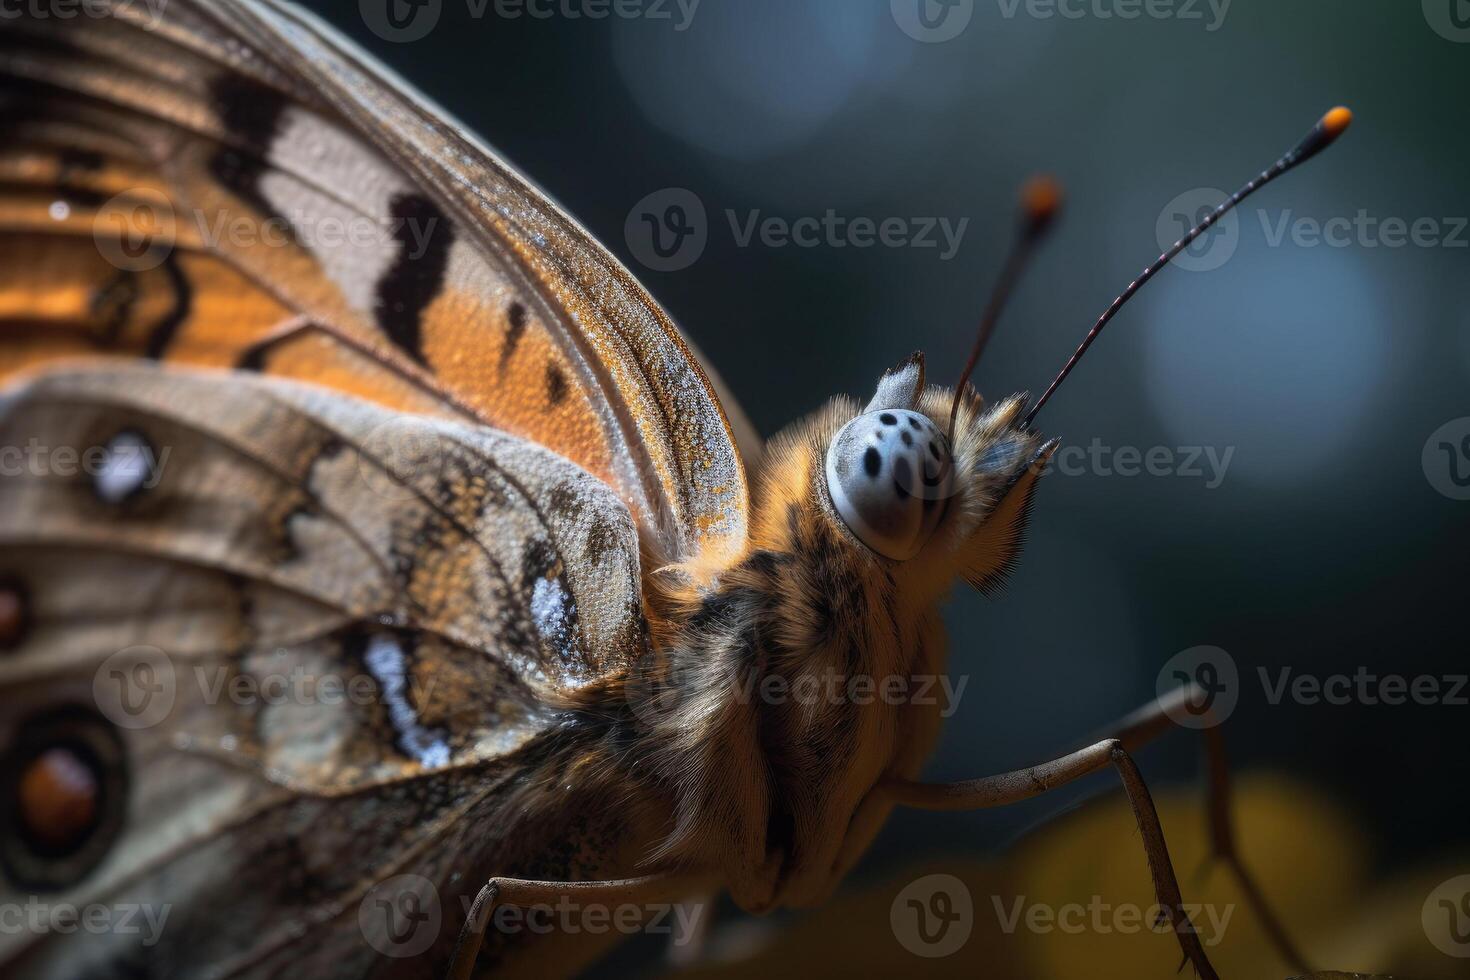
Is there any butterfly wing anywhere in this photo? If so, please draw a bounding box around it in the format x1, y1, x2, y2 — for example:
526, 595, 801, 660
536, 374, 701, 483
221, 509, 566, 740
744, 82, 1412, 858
0, 0, 748, 563
0, 364, 658, 977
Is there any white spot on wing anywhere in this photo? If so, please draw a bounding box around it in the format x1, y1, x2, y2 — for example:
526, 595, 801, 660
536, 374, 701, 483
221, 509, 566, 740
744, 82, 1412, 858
364, 633, 450, 769
531, 576, 574, 660
95, 431, 154, 503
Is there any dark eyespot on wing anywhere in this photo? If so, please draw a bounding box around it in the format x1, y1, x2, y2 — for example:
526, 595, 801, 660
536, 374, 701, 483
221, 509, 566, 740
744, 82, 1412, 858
900, 430, 913, 446
0, 707, 128, 891
863, 446, 881, 477
373, 192, 455, 366
879, 413, 897, 426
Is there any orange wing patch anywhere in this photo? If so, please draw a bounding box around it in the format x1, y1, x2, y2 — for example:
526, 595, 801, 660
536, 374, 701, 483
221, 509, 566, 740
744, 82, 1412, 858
0, 1, 749, 563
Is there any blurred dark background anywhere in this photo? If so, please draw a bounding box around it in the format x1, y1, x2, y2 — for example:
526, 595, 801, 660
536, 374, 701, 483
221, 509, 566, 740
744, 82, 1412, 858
313, 0, 1466, 965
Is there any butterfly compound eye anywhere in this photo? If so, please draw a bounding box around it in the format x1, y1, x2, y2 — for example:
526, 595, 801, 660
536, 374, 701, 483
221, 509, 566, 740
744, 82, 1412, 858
824, 410, 955, 560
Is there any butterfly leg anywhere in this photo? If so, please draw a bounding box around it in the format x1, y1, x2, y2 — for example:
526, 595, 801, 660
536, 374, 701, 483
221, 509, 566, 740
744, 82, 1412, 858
1106, 683, 1310, 973
879, 735, 1220, 980
447, 871, 715, 980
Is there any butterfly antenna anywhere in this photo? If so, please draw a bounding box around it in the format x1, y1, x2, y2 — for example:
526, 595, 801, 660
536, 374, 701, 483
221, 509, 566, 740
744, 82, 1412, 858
1022, 106, 1354, 428
948, 175, 1061, 439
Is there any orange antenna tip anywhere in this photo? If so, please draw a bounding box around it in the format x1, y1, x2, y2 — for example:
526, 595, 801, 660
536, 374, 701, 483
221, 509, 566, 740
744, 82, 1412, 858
1322, 105, 1353, 138
1021, 174, 1062, 233
1287, 105, 1355, 168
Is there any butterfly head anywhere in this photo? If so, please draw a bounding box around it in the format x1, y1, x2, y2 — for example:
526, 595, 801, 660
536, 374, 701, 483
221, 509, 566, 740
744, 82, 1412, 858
823, 399, 955, 562
817, 353, 1053, 591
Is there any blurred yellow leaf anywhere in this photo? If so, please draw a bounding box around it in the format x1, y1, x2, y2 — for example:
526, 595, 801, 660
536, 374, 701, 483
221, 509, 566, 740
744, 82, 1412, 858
667, 774, 1469, 979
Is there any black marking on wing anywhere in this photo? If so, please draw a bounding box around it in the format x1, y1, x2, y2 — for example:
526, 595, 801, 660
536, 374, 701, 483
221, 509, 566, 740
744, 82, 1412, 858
142, 253, 192, 360
499, 300, 527, 373
522, 538, 562, 587
56, 147, 107, 208
545, 362, 568, 406
547, 483, 620, 559
547, 483, 579, 518
57, 147, 103, 174
374, 193, 454, 366
236, 343, 268, 372
207, 74, 291, 228
88, 270, 139, 347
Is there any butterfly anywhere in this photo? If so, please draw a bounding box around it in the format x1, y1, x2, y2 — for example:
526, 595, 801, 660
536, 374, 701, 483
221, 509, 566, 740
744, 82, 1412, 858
0, 2, 1352, 977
